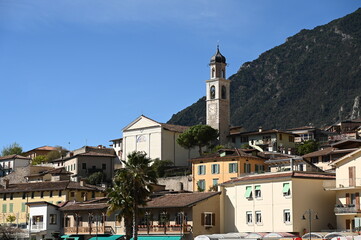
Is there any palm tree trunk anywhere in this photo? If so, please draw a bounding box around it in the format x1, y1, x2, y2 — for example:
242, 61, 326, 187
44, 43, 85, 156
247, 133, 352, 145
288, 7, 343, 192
133, 203, 138, 240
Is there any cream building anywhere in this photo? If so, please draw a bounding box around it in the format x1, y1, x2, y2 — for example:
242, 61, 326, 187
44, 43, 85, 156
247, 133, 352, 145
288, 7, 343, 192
326, 148, 361, 231
0, 154, 30, 177
220, 171, 336, 235
122, 115, 199, 166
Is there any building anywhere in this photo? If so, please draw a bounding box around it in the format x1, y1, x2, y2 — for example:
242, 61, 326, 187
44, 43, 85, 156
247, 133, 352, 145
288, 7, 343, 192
302, 139, 361, 171
109, 137, 123, 160
27, 201, 61, 240
325, 148, 361, 231
0, 154, 31, 177
139, 191, 221, 239
0, 180, 105, 225
287, 126, 330, 143
192, 149, 266, 192
51, 146, 117, 182
220, 171, 336, 235
25, 167, 72, 182
121, 115, 199, 166
206, 46, 230, 145
23, 146, 61, 159
230, 128, 297, 154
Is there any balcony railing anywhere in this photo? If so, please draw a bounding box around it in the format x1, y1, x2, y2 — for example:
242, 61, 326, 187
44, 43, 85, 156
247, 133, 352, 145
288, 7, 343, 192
137, 225, 192, 234
64, 225, 114, 235
334, 204, 360, 214
324, 178, 361, 190
31, 223, 44, 231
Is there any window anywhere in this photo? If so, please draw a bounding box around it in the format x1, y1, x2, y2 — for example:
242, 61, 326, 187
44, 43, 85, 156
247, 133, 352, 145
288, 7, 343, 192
322, 155, 330, 162
50, 191, 53, 198
213, 179, 219, 186
289, 136, 294, 142
311, 157, 319, 164
198, 165, 206, 175
82, 163, 86, 169
197, 180, 206, 191
284, 209, 291, 223
210, 86, 215, 99
9, 203, 13, 213
10, 193, 13, 200
2, 204, 6, 213
279, 134, 283, 140
92, 191, 95, 199
244, 163, 251, 173
73, 164, 76, 170
246, 211, 253, 224
49, 214, 57, 224
22, 193, 26, 199
202, 212, 215, 227
229, 163, 238, 173
255, 185, 261, 198
3, 194, 6, 200
255, 164, 265, 173
40, 191, 44, 198
283, 183, 291, 196
245, 186, 252, 199
212, 68, 215, 78
31, 192, 35, 199
102, 164, 106, 170
255, 211, 262, 224
222, 69, 225, 78
70, 192, 75, 197
211, 164, 220, 174
58, 190, 62, 197
22, 203, 26, 212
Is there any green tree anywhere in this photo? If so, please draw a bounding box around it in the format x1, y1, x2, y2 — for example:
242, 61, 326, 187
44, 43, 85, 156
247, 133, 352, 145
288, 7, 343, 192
6, 215, 15, 223
46, 146, 68, 161
86, 171, 105, 185
31, 155, 48, 165
151, 158, 174, 178
177, 125, 218, 156
1, 142, 22, 156
296, 140, 320, 155
107, 151, 157, 240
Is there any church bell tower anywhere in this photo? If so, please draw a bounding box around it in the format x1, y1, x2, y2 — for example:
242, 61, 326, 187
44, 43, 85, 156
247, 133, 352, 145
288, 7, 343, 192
206, 46, 230, 145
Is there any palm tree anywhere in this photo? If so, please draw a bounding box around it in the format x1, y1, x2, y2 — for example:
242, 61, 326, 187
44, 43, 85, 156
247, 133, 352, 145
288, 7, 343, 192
107, 151, 157, 240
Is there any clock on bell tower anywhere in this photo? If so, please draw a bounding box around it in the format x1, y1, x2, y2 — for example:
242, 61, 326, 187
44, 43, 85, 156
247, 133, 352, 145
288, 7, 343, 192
206, 46, 230, 145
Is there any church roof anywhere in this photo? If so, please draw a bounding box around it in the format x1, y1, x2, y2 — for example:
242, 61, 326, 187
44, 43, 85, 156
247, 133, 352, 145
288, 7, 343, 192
210, 46, 226, 64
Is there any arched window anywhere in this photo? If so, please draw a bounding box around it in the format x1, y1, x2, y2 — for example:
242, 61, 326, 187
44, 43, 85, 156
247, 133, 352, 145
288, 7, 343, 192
210, 86, 215, 99
221, 86, 226, 99
212, 68, 215, 78
222, 69, 225, 78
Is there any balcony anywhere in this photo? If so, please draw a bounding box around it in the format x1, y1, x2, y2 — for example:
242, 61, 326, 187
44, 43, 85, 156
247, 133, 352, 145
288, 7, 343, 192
324, 178, 361, 190
137, 224, 192, 234
64, 225, 115, 235
334, 204, 361, 215
31, 222, 44, 232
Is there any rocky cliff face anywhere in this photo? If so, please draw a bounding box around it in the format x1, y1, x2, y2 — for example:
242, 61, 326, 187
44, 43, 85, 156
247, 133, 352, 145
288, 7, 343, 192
168, 8, 361, 130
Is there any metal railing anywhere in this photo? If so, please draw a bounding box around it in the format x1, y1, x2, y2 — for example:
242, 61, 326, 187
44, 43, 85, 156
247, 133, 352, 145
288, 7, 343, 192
31, 222, 44, 230
334, 204, 360, 214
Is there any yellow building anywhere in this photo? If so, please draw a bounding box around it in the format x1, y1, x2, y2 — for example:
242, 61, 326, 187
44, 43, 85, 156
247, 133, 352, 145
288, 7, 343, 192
192, 149, 266, 192
0, 179, 105, 225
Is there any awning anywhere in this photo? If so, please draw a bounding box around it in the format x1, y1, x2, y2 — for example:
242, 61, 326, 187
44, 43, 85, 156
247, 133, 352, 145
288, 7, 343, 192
282, 183, 290, 193
325, 232, 358, 240
245, 186, 252, 198
131, 236, 182, 240
255, 185, 261, 191
89, 235, 124, 240
302, 232, 328, 239
61, 235, 70, 239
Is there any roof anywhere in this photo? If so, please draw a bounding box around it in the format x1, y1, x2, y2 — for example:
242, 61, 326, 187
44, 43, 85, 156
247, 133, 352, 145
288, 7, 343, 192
222, 171, 335, 186
109, 138, 123, 142
161, 123, 189, 133
0, 180, 105, 193
287, 126, 316, 131
141, 192, 220, 209
231, 129, 296, 136
60, 201, 108, 211
26, 167, 71, 178
302, 147, 357, 158
210, 46, 226, 64
52, 151, 116, 162
331, 148, 361, 166
26, 201, 60, 208
0, 154, 31, 161
23, 146, 58, 154
191, 148, 262, 162
331, 139, 361, 149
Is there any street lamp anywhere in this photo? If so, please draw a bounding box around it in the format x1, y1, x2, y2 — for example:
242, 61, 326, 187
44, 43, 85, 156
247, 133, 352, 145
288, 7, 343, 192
302, 209, 319, 240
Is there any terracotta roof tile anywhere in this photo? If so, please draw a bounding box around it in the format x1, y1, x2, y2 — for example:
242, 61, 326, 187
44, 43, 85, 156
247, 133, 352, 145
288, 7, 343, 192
161, 123, 189, 133
141, 192, 220, 209
0, 180, 105, 193
0, 154, 31, 160
60, 202, 108, 211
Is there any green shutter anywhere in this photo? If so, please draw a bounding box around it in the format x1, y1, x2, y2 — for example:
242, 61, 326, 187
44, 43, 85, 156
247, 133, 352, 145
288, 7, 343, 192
2, 204, 7, 213
245, 186, 252, 198
235, 163, 238, 173
22, 203, 26, 212
9, 203, 13, 213
283, 183, 290, 193
255, 185, 261, 190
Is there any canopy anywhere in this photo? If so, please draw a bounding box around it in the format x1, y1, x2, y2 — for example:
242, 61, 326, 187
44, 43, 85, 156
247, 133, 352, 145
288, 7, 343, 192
302, 232, 328, 239
131, 236, 182, 240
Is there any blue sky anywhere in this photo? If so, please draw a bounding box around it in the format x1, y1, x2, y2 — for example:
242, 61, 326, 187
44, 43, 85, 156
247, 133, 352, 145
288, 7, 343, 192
0, 0, 360, 152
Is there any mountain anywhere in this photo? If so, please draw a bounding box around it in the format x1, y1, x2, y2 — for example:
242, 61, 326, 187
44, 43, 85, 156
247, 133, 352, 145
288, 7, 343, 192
168, 8, 361, 130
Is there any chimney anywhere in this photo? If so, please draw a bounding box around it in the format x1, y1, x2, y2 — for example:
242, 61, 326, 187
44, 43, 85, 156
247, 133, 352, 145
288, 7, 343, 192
70, 152, 74, 157
258, 126, 263, 132
3, 179, 9, 189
